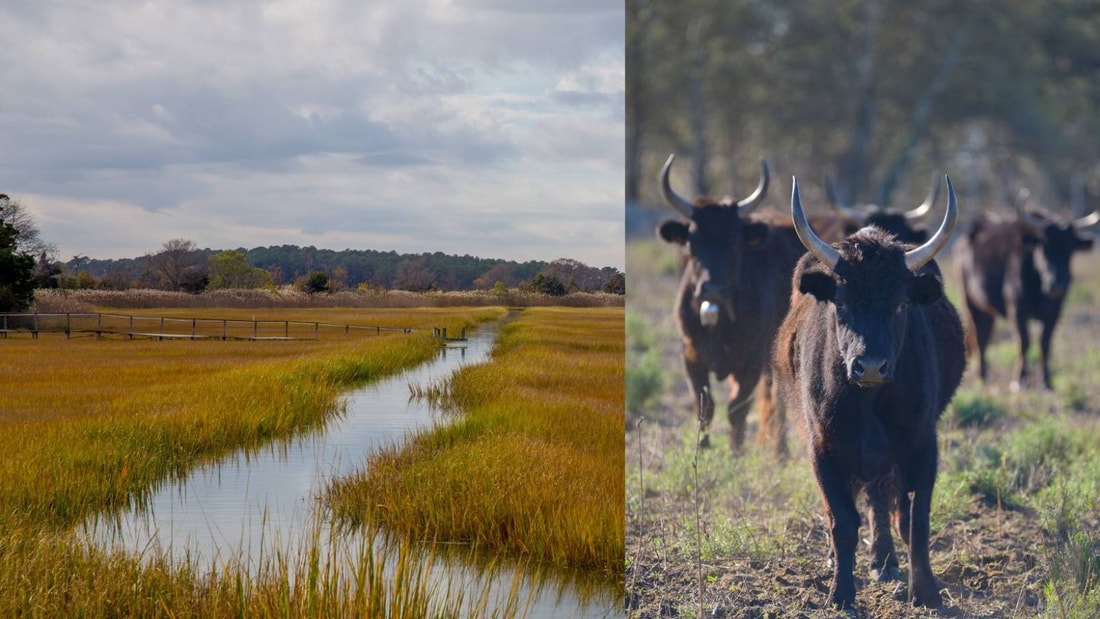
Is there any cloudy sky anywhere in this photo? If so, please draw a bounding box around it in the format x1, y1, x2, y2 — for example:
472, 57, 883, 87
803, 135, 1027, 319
1, 0, 624, 269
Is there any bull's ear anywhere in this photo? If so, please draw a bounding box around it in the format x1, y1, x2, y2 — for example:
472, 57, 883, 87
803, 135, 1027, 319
743, 222, 769, 247
798, 271, 836, 301
908, 271, 944, 305
658, 220, 690, 245
1076, 235, 1094, 251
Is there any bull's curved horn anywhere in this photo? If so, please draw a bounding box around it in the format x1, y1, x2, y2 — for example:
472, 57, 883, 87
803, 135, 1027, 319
659, 154, 694, 217
1074, 210, 1100, 229
903, 174, 941, 221
792, 177, 841, 270
824, 175, 864, 225
1072, 176, 1099, 228
735, 159, 770, 213
904, 174, 958, 271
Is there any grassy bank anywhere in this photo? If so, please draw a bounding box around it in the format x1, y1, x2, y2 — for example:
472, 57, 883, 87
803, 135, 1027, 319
0, 306, 509, 616
327, 307, 625, 581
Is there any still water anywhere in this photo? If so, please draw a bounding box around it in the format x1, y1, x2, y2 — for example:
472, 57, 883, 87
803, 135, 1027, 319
83, 325, 620, 617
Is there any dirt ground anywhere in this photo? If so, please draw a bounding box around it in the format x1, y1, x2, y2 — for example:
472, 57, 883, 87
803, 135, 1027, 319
625, 236, 1100, 618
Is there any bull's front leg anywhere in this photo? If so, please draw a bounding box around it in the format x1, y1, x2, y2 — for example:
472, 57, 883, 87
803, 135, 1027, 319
1039, 319, 1057, 390
1009, 307, 1031, 391
725, 367, 760, 453
907, 451, 942, 608
815, 455, 860, 609
682, 353, 714, 448
755, 368, 788, 458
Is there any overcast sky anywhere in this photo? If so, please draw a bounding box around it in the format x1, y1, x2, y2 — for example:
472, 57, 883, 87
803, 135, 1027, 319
1, 0, 624, 269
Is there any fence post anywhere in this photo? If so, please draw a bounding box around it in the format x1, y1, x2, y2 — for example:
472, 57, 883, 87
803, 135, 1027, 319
192, 318, 196, 339
66, 313, 71, 339
254, 319, 258, 339
314, 322, 319, 340
285, 321, 289, 339
222, 320, 227, 341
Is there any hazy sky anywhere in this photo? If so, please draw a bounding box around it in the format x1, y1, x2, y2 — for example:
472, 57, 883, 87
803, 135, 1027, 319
1, 0, 624, 269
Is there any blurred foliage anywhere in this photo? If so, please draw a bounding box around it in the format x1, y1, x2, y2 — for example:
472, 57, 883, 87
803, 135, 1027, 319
628, 0, 1100, 215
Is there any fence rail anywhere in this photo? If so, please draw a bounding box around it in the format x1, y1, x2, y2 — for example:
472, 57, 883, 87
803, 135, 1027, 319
0, 312, 424, 341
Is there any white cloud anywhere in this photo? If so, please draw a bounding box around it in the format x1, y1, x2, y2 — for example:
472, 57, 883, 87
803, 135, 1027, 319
1, 0, 623, 269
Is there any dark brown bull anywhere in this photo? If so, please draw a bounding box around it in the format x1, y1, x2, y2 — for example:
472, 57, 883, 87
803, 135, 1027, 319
774, 176, 965, 609
954, 206, 1096, 390
656, 154, 805, 452
825, 174, 941, 244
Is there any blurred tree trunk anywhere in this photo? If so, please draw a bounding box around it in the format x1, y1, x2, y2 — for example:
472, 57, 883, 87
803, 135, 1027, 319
687, 17, 710, 197
837, 0, 882, 205
877, 28, 968, 205
625, 0, 648, 204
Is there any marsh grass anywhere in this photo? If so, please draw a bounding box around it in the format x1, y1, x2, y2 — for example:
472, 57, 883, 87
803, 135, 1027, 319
0, 514, 537, 617
327, 307, 625, 583
0, 306, 520, 616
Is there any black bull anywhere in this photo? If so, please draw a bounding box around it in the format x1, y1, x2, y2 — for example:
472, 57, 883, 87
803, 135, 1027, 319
656, 154, 800, 452
955, 209, 1096, 390
773, 176, 965, 609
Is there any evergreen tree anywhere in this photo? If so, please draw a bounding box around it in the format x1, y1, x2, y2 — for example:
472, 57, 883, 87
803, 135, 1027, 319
0, 216, 36, 311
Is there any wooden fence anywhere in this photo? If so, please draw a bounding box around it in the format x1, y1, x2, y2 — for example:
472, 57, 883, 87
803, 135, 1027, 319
0, 312, 425, 341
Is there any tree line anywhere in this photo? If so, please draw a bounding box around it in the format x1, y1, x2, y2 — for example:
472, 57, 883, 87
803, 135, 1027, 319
628, 0, 1100, 217
0, 196, 624, 313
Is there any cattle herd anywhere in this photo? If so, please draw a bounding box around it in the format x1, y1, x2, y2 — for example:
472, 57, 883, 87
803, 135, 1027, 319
654, 155, 1098, 609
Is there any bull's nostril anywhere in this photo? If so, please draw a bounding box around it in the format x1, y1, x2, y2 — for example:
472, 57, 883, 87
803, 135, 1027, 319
851, 361, 865, 377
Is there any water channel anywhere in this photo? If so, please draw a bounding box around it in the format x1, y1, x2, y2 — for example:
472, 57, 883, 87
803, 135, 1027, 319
82, 324, 620, 617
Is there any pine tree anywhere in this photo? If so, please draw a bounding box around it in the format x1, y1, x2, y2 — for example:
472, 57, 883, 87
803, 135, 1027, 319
0, 216, 36, 312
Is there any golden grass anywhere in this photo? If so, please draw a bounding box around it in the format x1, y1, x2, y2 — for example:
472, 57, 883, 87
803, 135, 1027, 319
0, 307, 504, 528
0, 306, 526, 617
327, 307, 625, 580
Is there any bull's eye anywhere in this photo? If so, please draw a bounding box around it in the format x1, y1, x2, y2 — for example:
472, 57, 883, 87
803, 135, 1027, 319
895, 301, 909, 314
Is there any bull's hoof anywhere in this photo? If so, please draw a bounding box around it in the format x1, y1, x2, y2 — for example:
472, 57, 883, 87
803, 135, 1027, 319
698, 434, 712, 449
871, 565, 900, 582
911, 588, 942, 609
911, 580, 943, 609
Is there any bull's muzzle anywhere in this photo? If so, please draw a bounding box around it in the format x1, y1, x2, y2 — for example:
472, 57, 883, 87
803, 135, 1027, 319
850, 356, 892, 387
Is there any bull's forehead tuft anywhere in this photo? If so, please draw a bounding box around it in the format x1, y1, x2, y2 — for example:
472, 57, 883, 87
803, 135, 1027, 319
835, 233, 909, 287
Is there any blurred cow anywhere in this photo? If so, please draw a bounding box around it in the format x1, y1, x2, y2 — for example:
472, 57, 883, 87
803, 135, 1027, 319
825, 174, 941, 245
954, 200, 1097, 390
656, 154, 803, 452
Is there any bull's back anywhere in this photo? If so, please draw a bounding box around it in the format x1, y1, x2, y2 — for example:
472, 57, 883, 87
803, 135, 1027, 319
955, 219, 1021, 317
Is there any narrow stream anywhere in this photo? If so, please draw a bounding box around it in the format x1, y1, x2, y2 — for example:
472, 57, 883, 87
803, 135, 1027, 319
83, 325, 620, 617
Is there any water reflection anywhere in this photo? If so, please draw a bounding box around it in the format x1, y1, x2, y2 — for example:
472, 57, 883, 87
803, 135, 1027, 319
82, 324, 619, 617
